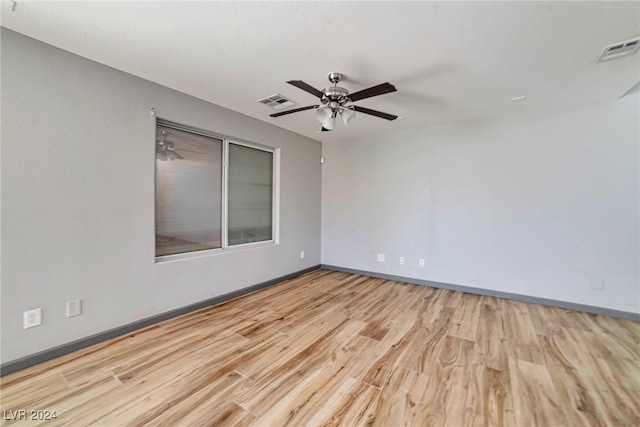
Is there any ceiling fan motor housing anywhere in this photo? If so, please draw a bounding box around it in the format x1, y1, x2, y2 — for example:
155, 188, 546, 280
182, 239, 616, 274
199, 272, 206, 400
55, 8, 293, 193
321, 86, 349, 104
321, 72, 350, 105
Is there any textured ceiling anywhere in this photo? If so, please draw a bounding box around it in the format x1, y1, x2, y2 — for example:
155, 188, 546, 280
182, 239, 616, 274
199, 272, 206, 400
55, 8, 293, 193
1, 1, 639, 142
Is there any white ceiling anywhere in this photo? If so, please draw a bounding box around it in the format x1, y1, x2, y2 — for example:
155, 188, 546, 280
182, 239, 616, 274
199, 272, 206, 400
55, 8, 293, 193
2, 1, 639, 142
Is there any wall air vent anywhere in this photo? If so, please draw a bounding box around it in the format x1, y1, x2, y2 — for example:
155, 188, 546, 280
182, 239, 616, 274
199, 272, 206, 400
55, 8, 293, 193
257, 94, 297, 110
597, 37, 640, 62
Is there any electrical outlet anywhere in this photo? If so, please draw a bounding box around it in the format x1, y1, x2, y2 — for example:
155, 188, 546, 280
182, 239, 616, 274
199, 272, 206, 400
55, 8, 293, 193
419, 259, 425, 267
66, 299, 82, 318
399, 257, 405, 265
23, 308, 42, 329
300, 251, 305, 259
377, 254, 385, 263
590, 278, 605, 291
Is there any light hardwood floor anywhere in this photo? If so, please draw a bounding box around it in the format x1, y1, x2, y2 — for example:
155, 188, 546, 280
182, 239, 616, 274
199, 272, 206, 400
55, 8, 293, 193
1, 270, 639, 426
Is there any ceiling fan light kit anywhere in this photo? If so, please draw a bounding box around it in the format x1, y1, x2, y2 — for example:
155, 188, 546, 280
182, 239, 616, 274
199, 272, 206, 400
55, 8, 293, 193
315, 107, 331, 122
323, 114, 336, 130
342, 108, 356, 125
270, 72, 399, 132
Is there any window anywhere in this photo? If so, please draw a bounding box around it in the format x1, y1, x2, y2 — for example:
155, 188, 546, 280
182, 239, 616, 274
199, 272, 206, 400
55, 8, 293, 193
155, 120, 277, 259
155, 124, 223, 256
228, 143, 274, 245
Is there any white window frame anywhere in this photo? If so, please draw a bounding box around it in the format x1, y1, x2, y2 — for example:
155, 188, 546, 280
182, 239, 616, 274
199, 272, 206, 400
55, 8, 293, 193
154, 118, 279, 263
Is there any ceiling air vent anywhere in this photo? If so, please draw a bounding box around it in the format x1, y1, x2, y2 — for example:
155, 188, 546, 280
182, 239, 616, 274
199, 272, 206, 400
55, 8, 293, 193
257, 94, 297, 110
597, 37, 640, 62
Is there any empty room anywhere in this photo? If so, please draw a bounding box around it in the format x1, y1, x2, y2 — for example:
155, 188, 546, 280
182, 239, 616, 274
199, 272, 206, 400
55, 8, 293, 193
1, 1, 638, 426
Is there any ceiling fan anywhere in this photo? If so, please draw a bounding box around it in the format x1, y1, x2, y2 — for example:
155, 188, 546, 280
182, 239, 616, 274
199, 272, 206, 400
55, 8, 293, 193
270, 73, 398, 132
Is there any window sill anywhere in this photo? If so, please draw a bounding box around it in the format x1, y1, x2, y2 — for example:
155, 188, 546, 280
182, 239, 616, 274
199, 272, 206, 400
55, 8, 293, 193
155, 240, 278, 264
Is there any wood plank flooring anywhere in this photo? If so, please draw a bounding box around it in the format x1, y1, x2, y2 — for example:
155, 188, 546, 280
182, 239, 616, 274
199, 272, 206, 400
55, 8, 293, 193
1, 270, 638, 426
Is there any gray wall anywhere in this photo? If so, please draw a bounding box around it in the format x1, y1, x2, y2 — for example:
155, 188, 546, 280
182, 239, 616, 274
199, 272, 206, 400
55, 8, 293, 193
322, 92, 640, 314
1, 29, 322, 363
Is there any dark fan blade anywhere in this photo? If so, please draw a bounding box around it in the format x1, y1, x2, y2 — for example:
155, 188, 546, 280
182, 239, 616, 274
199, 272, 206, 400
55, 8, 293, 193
348, 82, 397, 102
270, 105, 318, 118
351, 106, 398, 121
321, 127, 332, 132
287, 80, 324, 99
